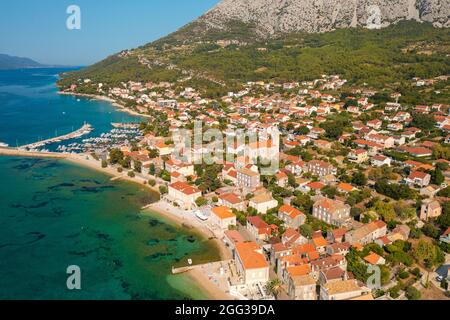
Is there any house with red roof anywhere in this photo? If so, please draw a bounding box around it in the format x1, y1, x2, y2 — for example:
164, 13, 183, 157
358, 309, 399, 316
312, 236, 328, 254
371, 154, 392, 167
247, 216, 272, 241
364, 252, 386, 265
282, 228, 308, 247
345, 220, 387, 245
210, 206, 237, 230
406, 170, 431, 187
312, 197, 351, 227
168, 181, 202, 210
218, 193, 245, 211
234, 242, 269, 285
278, 204, 306, 229
326, 242, 351, 256
275, 171, 289, 187
306, 160, 337, 177
404, 147, 433, 158
327, 228, 347, 243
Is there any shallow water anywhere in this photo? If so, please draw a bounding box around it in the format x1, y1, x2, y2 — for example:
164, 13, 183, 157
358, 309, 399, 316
0, 69, 220, 299
0, 156, 220, 299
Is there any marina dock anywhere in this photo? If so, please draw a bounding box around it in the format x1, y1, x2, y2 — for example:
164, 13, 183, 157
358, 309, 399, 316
111, 122, 140, 129
19, 123, 93, 150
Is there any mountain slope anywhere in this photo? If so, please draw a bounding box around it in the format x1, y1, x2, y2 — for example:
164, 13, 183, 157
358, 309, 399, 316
0, 54, 44, 69
58, 1, 449, 96
199, 0, 449, 37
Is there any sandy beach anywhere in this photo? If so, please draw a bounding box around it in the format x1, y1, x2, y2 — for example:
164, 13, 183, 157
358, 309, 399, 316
65, 153, 161, 193
187, 267, 234, 300
58, 91, 153, 119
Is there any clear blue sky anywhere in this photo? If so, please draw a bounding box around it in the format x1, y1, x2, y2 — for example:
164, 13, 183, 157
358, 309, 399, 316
0, 0, 220, 66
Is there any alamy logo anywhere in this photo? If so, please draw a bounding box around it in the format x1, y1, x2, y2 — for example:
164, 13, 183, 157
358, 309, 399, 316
366, 5, 382, 30
66, 265, 81, 290
171, 120, 280, 175
366, 265, 381, 290
66, 5, 81, 30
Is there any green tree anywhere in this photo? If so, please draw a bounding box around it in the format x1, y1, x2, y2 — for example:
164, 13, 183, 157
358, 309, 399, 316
405, 286, 421, 300
422, 223, 441, 239
322, 121, 344, 139
294, 126, 310, 135
433, 145, 450, 160
438, 186, 450, 198
120, 156, 131, 169
265, 279, 283, 299
195, 197, 208, 207
134, 160, 142, 173
373, 201, 396, 222
411, 113, 436, 131
292, 194, 313, 213
352, 171, 368, 186
300, 224, 314, 238
431, 168, 444, 185
159, 185, 168, 195
109, 148, 124, 165
413, 240, 445, 268
148, 149, 159, 159
149, 163, 156, 176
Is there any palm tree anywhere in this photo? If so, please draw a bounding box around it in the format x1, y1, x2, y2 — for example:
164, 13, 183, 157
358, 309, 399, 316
265, 279, 283, 299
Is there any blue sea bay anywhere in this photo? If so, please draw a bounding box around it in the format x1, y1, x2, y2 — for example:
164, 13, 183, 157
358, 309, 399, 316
0, 69, 219, 299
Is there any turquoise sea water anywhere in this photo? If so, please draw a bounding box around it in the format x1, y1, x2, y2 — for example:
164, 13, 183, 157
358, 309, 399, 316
0, 69, 220, 299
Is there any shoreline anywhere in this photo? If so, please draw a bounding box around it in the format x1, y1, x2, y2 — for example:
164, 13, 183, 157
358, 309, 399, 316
58, 91, 153, 119
142, 204, 232, 261
63, 153, 234, 300
64, 153, 161, 194
1, 152, 234, 300
143, 203, 234, 300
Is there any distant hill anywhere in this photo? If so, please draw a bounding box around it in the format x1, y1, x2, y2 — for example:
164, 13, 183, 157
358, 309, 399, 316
58, 0, 449, 97
0, 54, 45, 69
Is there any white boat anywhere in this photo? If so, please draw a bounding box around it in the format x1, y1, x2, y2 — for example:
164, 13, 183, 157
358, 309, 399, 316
0, 142, 8, 147
195, 210, 209, 221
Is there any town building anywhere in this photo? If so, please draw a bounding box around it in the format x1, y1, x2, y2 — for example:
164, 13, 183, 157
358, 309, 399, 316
420, 199, 442, 221
320, 279, 368, 300
249, 192, 278, 214
345, 220, 387, 245
234, 242, 270, 285
288, 275, 317, 300
307, 160, 337, 177
210, 206, 237, 230
236, 167, 261, 189
278, 204, 306, 229
312, 197, 351, 226
247, 216, 272, 241
168, 182, 202, 210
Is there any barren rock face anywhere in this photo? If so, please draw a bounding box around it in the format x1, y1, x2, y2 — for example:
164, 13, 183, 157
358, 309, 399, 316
198, 0, 449, 36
